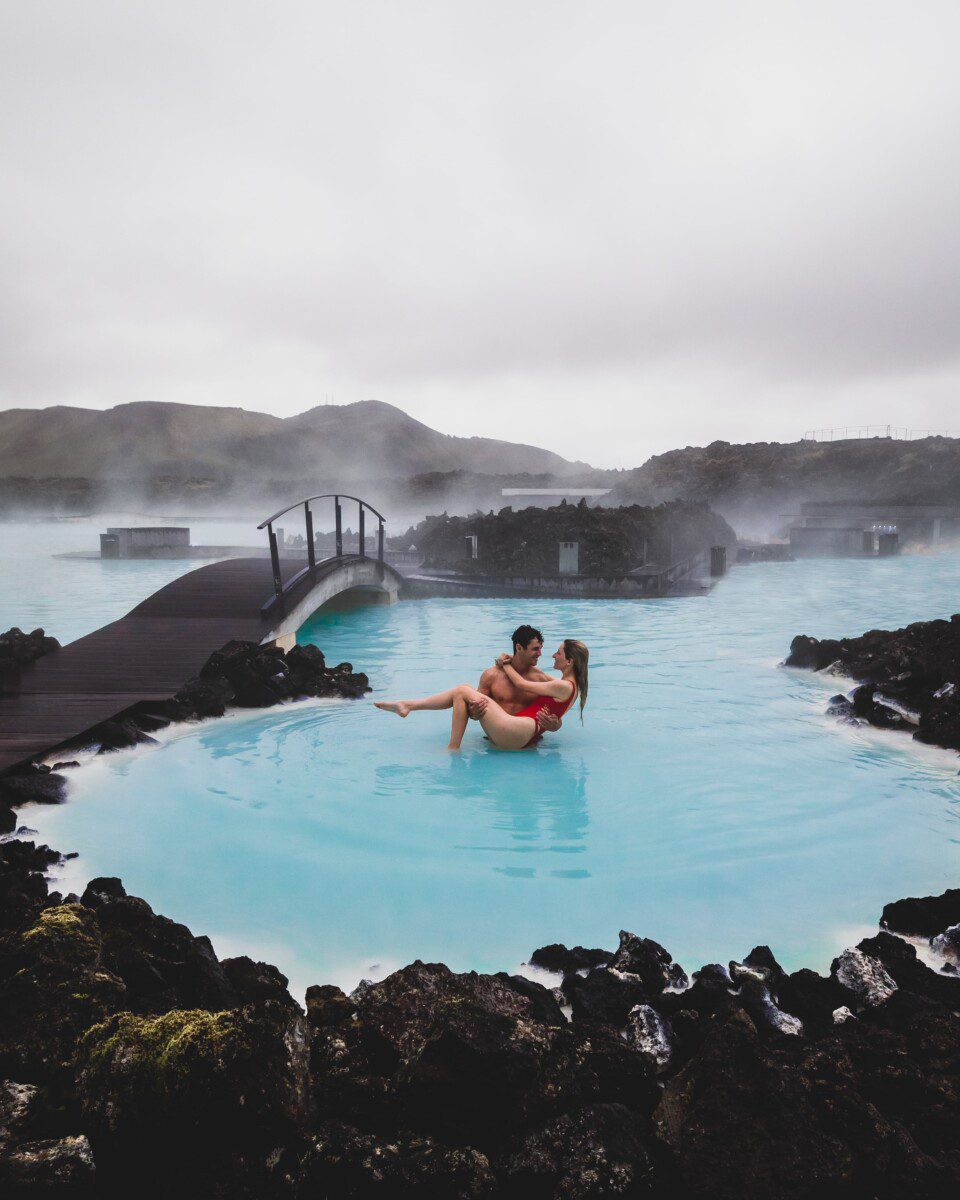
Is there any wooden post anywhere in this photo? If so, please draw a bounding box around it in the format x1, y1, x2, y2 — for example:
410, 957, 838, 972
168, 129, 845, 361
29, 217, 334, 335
335, 496, 343, 557
358, 503, 366, 557
305, 501, 315, 568
267, 523, 283, 596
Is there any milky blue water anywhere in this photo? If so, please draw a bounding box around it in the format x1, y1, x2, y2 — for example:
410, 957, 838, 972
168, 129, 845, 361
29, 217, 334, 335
0, 517, 259, 644
19, 537, 960, 997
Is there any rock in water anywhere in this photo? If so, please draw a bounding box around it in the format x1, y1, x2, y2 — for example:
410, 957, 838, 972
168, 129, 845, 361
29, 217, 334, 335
610, 930, 688, 992
562, 967, 649, 1025
528, 942, 612, 974
0, 767, 68, 807
0, 627, 60, 681
856, 932, 960, 1008
932, 924, 960, 964
881, 886, 960, 937
786, 614, 960, 751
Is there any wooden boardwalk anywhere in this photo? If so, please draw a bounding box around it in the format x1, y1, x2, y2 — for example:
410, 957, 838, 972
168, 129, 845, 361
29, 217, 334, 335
0, 558, 280, 773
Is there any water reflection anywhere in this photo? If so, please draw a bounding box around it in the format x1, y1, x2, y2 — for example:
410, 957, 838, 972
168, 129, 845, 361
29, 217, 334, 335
445, 748, 590, 875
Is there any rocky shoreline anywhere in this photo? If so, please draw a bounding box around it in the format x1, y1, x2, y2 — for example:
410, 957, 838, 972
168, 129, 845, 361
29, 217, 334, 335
785, 613, 960, 752
1, 827, 959, 1197
0, 637, 371, 832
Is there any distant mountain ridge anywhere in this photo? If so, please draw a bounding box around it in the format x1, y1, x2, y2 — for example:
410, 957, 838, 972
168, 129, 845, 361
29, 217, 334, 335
0, 400, 588, 487
611, 436, 960, 534
4, 401, 960, 531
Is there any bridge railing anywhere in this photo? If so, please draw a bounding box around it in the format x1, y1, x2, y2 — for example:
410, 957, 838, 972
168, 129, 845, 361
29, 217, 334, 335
257, 494, 386, 599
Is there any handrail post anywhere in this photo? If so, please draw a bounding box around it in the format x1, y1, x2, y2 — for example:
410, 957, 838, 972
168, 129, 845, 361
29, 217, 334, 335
304, 501, 315, 569
378, 519, 384, 564
267, 522, 283, 596
358, 502, 365, 558
335, 496, 343, 557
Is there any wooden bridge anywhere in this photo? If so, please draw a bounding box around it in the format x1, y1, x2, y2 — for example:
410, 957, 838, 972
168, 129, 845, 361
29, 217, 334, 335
0, 496, 403, 774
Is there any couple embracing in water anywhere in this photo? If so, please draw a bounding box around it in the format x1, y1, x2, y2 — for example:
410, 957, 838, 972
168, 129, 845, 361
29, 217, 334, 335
376, 625, 589, 751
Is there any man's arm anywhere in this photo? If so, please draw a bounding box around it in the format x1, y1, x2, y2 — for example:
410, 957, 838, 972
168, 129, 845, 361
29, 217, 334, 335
477, 667, 497, 696
466, 667, 497, 720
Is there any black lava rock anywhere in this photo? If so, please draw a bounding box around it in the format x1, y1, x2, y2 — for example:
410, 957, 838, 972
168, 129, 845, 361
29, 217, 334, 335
562, 966, 649, 1025
786, 614, 960, 752
0, 627, 60, 681
0, 767, 68, 807
305, 983, 354, 1028
857, 931, 960, 1008
493, 972, 566, 1026
743, 944, 788, 984
611, 929, 688, 992
528, 942, 612, 974
175, 638, 370, 722
882, 886, 960, 937
79, 876, 237, 1013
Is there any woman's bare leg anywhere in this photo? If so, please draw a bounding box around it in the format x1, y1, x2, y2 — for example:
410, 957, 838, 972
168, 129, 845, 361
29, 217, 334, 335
375, 684, 481, 721
448, 695, 469, 751
376, 685, 537, 750
478, 706, 539, 750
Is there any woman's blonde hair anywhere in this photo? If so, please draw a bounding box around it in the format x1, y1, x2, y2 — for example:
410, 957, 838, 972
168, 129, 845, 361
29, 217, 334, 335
563, 639, 589, 721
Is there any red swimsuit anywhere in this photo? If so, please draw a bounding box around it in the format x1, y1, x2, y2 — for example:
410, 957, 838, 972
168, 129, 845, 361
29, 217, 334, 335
515, 681, 578, 747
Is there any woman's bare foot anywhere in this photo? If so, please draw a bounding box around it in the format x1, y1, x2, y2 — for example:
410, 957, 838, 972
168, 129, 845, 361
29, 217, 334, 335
375, 700, 410, 718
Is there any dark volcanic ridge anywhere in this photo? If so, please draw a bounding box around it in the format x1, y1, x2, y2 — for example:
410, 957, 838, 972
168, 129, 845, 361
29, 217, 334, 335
785, 613, 960, 752
5, 402, 960, 527
0, 400, 593, 517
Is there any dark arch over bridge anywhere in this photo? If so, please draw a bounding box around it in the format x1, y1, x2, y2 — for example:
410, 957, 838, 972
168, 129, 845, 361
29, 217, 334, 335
0, 496, 403, 773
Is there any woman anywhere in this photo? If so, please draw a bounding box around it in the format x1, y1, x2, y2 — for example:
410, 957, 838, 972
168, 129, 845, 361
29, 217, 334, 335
375, 639, 589, 751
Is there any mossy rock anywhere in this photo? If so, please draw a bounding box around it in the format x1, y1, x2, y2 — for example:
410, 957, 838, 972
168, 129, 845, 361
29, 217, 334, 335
0, 904, 126, 1080
21, 904, 101, 968
75, 1002, 309, 1147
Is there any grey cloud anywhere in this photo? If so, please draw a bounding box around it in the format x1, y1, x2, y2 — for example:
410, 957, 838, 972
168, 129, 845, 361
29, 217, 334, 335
2, 1, 960, 465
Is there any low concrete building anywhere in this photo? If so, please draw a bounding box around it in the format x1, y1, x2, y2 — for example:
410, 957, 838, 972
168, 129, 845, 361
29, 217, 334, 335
789, 526, 876, 557
795, 502, 960, 545
100, 527, 190, 558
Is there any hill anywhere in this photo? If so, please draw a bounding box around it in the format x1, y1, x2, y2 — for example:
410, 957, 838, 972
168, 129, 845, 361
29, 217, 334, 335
610, 437, 960, 535
0, 400, 590, 514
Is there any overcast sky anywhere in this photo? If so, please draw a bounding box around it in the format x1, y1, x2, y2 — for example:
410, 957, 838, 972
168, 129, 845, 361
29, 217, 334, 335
2, 2, 960, 467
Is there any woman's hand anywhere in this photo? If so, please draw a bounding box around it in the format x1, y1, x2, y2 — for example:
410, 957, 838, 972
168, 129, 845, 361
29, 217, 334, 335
495, 653, 512, 669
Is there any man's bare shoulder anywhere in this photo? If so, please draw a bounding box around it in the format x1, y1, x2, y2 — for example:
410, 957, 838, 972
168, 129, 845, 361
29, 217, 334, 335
477, 666, 499, 689
529, 667, 552, 681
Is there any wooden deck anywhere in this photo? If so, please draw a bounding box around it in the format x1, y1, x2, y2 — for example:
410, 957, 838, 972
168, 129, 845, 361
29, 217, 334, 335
0, 558, 280, 773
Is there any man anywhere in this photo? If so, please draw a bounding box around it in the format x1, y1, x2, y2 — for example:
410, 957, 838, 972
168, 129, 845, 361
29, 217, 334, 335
464, 624, 563, 736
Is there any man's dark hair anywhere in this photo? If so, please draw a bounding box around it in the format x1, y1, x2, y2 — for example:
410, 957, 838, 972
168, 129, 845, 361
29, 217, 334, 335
512, 624, 543, 652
